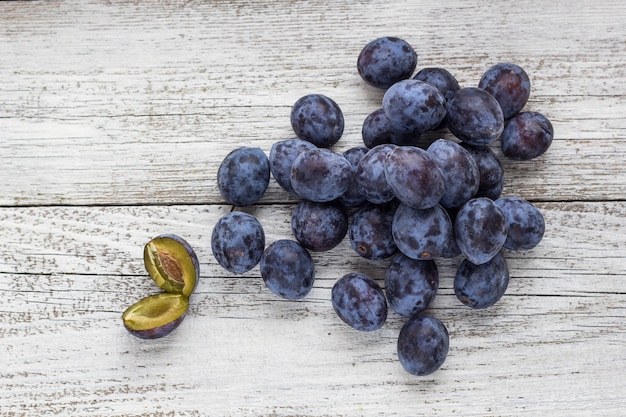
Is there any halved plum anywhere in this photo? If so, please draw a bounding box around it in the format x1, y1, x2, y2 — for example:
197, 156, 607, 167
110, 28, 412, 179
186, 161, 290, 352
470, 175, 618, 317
122, 293, 189, 339
143, 234, 199, 297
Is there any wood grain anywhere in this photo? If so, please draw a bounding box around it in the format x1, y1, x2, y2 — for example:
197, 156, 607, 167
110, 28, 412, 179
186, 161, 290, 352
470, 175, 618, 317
1, 0, 625, 416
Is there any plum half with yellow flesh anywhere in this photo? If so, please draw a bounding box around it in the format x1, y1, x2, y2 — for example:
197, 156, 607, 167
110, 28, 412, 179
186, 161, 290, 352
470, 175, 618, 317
122, 293, 189, 339
143, 234, 199, 297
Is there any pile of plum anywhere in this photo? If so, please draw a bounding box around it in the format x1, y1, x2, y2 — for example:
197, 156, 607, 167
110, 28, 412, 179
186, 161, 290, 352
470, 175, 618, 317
128, 36, 554, 377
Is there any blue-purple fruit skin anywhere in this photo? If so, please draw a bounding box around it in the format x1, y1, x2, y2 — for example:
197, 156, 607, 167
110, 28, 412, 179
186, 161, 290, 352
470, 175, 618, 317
217, 147, 270, 207
269, 138, 317, 195
291, 200, 348, 252
355, 144, 398, 204
290, 94, 344, 148
357, 36, 417, 89
454, 252, 510, 309
460, 143, 505, 200
338, 146, 369, 209
478, 62, 531, 120
413, 67, 460, 102
495, 197, 545, 251
290, 148, 353, 202
397, 314, 449, 376
392, 203, 455, 260
385, 253, 438, 318
413, 67, 461, 130
382, 79, 447, 135
361, 108, 420, 148
349, 202, 398, 260
211, 212, 265, 274
331, 273, 388, 332
125, 313, 186, 340
454, 197, 508, 265
446, 87, 504, 146
501, 111, 554, 160
384, 145, 445, 210
427, 139, 480, 209
260, 239, 315, 300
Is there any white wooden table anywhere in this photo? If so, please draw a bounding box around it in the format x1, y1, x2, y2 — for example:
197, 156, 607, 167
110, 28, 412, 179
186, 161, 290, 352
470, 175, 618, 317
1, 1, 625, 416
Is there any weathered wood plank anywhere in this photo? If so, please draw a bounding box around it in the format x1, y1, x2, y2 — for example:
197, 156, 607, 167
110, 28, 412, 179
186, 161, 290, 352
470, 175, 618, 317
0, 202, 624, 279
0, 202, 624, 415
1, 108, 625, 205
1, 0, 625, 205
1, 0, 626, 416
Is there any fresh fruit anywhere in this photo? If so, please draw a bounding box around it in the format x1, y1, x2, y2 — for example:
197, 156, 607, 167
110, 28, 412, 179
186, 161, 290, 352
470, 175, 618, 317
349, 202, 398, 260
397, 314, 449, 376
427, 139, 480, 209
361, 108, 418, 148
460, 143, 505, 200
413, 67, 460, 102
392, 203, 455, 260
454, 252, 510, 309
385, 253, 438, 317
260, 239, 315, 300
143, 234, 199, 298
382, 79, 446, 135
122, 293, 189, 340
217, 147, 270, 207
478, 62, 531, 120
203, 40, 554, 377
290, 94, 344, 148
495, 196, 545, 250
501, 111, 554, 160
357, 36, 417, 89
291, 200, 348, 252
331, 272, 388, 331
338, 146, 369, 208
446, 87, 504, 146
384, 145, 445, 210
454, 197, 508, 265
211, 211, 265, 274
355, 143, 398, 204
269, 138, 317, 196
290, 148, 353, 202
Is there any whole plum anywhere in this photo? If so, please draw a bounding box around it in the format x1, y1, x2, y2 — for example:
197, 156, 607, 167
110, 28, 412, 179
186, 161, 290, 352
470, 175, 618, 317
338, 146, 369, 209
384, 145, 445, 210
501, 111, 554, 161
290, 148, 353, 202
397, 314, 449, 376
427, 139, 480, 209
392, 203, 455, 260
357, 36, 417, 89
361, 108, 419, 148
269, 138, 317, 196
331, 272, 388, 331
355, 144, 398, 204
454, 252, 510, 309
349, 202, 398, 260
495, 196, 545, 250
217, 147, 270, 207
260, 239, 315, 300
385, 253, 438, 317
446, 87, 504, 146
382, 79, 446, 135
290, 94, 344, 148
454, 197, 507, 265
291, 200, 348, 252
479, 62, 531, 120
460, 143, 505, 200
211, 211, 265, 274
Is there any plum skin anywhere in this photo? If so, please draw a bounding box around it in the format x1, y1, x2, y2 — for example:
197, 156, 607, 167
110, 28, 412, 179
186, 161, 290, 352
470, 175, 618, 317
331, 273, 388, 332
